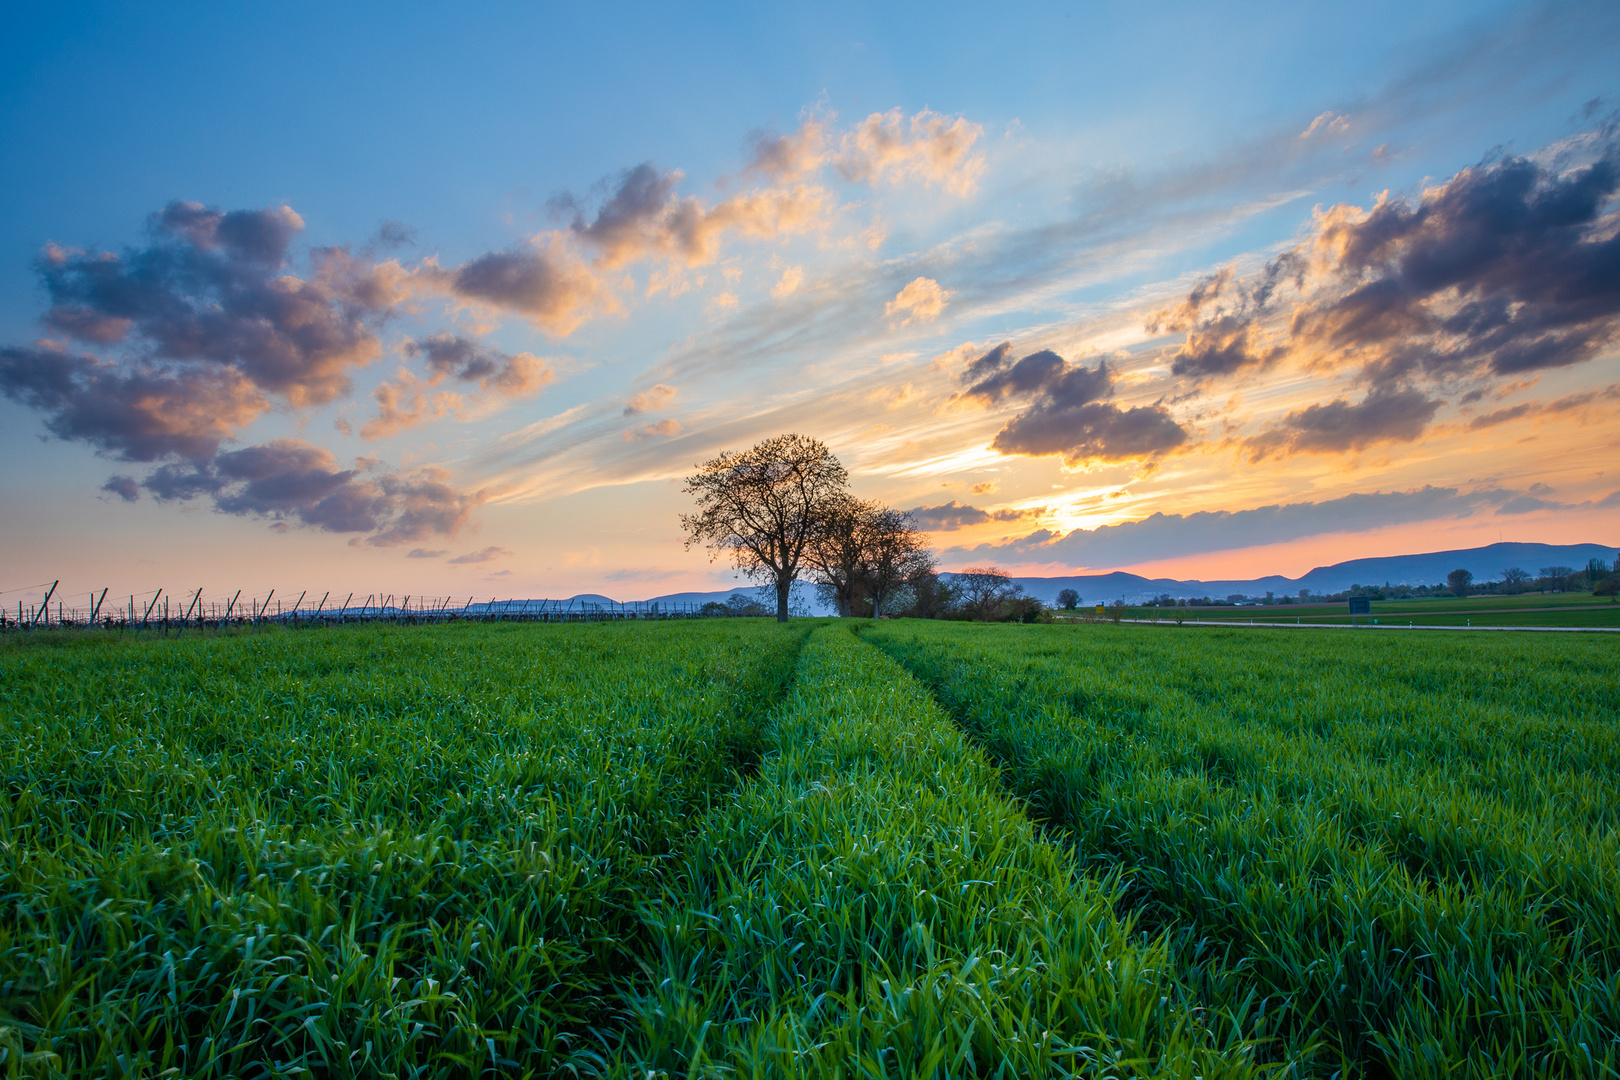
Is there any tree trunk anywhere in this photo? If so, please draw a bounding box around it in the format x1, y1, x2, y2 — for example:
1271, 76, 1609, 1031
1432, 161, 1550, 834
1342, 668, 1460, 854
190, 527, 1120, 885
775, 576, 792, 622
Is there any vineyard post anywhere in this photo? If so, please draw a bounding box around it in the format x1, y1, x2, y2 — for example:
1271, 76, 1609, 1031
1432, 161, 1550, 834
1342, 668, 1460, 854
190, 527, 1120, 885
182, 587, 202, 627
291, 590, 306, 626
141, 589, 162, 630
313, 591, 329, 622
91, 588, 108, 623
224, 590, 241, 622
30, 580, 58, 629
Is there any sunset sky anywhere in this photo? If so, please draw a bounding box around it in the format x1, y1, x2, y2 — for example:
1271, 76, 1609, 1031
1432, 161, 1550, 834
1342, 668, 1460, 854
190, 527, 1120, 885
3, 0, 1619, 610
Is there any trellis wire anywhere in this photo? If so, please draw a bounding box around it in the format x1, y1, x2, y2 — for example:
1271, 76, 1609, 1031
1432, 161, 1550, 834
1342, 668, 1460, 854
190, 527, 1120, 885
2, 587, 748, 631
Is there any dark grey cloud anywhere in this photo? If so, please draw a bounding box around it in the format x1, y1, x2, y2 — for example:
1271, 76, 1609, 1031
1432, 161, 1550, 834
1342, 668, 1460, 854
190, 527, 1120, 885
447, 247, 608, 335
101, 475, 140, 502
1141, 132, 1620, 457
1498, 494, 1559, 515
0, 342, 265, 462
211, 440, 354, 517
1246, 385, 1442, 458
957, 343, 1187, 463
1171, 316, 1286, 379
1295, 148, 1620, 380
153, 201, 303, 263
1165, 140, 1620, 406
994, 400, 1188, 461
942, 485, 1502, 569
957, 347, 1071, 404
1155, 255, 1304, 381
34, 201, 396, 405
906, 500, 1034, 532
402, 333, 548, 395
135, 438, 484, 545
454, 250, 567, 311
561, 162, 681, 260
407, 548, 447, 559
0, 199, 421, 519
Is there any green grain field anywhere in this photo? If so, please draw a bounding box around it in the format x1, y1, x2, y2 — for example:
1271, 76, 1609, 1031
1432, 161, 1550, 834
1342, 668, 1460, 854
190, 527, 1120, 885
3, 619, 1617, 1078
1118, 592, 1620, 628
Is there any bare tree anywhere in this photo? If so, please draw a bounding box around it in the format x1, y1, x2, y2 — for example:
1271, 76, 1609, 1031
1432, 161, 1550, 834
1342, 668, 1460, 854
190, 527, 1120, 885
863, 509, 934, 617
803, 494, 877, 617
681, 434, 849, 622
1501, 567, 1530, 593
952, 565, 1022, 622
1539, 566, 1575, 593
805, 500, 934, 617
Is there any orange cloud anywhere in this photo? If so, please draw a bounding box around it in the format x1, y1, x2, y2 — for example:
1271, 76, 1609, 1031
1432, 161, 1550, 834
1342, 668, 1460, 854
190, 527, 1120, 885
886, 276, 951, 325
624, 383, 677, 415
839, 109, 986, 196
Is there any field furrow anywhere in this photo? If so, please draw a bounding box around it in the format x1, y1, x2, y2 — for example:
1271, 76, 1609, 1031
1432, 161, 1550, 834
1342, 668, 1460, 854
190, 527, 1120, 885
613, 623, 1266, 1079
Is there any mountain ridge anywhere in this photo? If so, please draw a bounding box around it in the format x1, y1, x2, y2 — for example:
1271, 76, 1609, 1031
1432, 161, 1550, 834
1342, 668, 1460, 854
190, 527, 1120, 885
626, 540, 1615, 610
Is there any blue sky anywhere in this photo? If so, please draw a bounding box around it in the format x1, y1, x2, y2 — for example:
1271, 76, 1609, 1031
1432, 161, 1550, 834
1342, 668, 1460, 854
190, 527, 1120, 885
3, 0, 1618, 608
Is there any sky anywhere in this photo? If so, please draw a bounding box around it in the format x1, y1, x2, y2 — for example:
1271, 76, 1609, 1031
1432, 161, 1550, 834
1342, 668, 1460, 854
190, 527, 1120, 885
3, 0, 1619, 611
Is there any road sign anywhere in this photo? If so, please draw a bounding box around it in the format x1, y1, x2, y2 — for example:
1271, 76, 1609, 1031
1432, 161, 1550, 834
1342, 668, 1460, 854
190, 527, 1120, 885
1347, 597, 1371, 615
1095, 604, 1106, 615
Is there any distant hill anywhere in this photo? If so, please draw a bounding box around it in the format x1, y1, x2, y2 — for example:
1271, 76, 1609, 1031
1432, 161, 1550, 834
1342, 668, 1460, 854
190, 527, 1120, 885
998, 541, 1617, 605
557, 541, 1615, 612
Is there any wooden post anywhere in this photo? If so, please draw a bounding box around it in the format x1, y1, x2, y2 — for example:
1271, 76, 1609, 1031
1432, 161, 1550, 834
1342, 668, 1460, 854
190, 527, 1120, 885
90, 588, 107, 623
30, 580, 58, 628
141, 589, 162, 629
183, 587, 203, 627
224, 589, 241, 621
291, 590, 306, 625
313, 591, 329, 621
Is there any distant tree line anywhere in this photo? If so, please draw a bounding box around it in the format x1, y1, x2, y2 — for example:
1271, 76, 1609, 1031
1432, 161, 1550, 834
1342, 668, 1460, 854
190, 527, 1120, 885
892, 565, 1049, 623
1128, 555, 1620, 607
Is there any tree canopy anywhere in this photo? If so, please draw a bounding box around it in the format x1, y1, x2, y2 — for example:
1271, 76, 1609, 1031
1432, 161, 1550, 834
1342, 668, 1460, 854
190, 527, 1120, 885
681, 433, 849, 622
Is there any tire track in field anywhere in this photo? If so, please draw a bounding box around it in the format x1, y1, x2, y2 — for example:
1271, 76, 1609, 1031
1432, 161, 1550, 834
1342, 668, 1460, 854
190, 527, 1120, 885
604, 623, 1264, 1077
